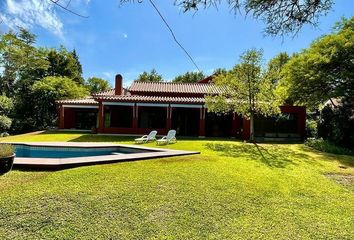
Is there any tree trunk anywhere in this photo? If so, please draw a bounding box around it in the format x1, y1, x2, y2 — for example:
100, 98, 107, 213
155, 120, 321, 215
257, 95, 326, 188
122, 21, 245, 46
250, 113, 255, 142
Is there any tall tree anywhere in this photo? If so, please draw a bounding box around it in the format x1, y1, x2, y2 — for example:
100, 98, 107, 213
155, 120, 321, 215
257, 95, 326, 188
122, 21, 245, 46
72, 49, 83, 76
121, 0, 333, 36
86, 77, 111, 94
31, 76, 88, 129
0, 29, 50, 132
0, 95, 13, 133
46, 47, 84, 85
276, 17, 354, 109
172, 71, 205, 83
206, 49, 280, 141
212, 68, 228, 76
136, 69, 163, 82
0, 29, 49, 96
264, 52, 290, 86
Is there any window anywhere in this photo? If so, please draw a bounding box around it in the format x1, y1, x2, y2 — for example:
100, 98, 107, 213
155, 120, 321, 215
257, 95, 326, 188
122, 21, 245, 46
75, 111, 97, 130
138, 107, 167, 129
108, 106, 133, 128
254, 113, 298, 136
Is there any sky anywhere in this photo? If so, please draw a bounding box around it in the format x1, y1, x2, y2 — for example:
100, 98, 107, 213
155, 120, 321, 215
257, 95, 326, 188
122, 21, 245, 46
0, 0, 353, 87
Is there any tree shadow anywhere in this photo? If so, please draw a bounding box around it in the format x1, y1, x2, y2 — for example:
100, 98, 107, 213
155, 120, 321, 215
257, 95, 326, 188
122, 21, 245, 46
298, 145, 354, 168
67, 134, 132, 143
205, 142, 310, 168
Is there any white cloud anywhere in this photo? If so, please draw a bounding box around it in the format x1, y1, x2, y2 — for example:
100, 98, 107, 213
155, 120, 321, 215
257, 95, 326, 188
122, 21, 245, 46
102, 71, 114, 79
0, 0, 91, 38
123, 33, 128, 38
1, 0, 64, 37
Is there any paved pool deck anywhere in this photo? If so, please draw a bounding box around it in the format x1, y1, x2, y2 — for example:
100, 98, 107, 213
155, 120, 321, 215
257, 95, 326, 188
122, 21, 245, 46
5, 142, 199, 169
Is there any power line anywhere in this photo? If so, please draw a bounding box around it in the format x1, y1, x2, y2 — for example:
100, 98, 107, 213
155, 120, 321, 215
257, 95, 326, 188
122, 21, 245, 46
49, 0, 89, 18
148, 0, 201, 72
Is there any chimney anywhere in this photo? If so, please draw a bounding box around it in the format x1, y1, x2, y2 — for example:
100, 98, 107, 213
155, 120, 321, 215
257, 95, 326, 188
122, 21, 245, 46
115, 74, 123, 95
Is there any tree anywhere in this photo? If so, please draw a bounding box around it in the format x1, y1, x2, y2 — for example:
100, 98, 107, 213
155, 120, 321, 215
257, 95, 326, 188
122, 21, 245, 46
31, 76, 88, 129
276, 17, 354, 110
136, 69, 163, 82
212, 68, 228, 76
0, 28, 89, 132
0, 29, 50, 132
46, 47, 84, 85
72, 49, 83, 76
318, 97, 354, 149
264, 52, 290, 85
86, 77, 111, 94
172, 71, 205, 83
0, 95, 13, 133
121, 0, 333, 36
0, 29, 49, 96
206, 49, 280, 141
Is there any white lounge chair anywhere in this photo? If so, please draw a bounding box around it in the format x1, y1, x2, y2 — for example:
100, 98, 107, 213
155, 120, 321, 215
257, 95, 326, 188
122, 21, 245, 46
156, 130, 177, 145
134, 130, 157, 144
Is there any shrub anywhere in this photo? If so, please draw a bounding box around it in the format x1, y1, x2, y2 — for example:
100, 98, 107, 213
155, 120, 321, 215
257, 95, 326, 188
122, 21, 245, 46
318, 97, 354, 150
306, 119, 318, 138
1, 132, 9, 137
0, 144, 14, 158
305, 138, 354, 156
0, 115, 12, 132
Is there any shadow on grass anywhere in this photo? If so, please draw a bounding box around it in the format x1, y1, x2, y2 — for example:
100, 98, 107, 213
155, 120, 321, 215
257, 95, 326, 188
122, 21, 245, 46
205, 142, 310, 168
67, 133, 241, 144
298, 145, 354, 168
67, 134, 133, 143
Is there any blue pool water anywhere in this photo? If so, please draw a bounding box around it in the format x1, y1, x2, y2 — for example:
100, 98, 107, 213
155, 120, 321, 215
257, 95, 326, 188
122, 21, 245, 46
14, 145, 147, 158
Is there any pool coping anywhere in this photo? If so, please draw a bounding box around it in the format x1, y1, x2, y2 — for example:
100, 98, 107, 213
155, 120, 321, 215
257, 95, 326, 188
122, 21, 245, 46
4, 142, 200, 169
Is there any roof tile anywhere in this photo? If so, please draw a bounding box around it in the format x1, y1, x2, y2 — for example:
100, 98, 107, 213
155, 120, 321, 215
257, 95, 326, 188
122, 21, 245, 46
128, 82, 222, 94
56, 98, 98, 105
95, 95, 205, 104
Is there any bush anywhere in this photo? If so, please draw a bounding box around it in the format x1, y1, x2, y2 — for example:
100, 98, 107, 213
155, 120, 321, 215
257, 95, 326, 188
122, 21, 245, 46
0, 115, 12, 132
1, 132, 9, 137
0, 144, 14, 158
306, 119, 318, 138
318, 98, 354, 150
305, 138, 354, 156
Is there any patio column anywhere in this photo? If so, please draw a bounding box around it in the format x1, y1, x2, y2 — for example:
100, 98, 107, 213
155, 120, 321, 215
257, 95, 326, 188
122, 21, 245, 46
58, 105, 65, 129
132, 104, 138, 132
166, 105, 172, 130
98, 101, 104, 133
242, 118, 250, 140
297, 107, 306, 140
198, 107, 206, 137
231, 112, 241, 138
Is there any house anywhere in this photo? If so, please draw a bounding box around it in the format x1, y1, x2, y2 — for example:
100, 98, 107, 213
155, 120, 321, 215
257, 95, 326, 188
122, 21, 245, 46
57, 74, 306, 140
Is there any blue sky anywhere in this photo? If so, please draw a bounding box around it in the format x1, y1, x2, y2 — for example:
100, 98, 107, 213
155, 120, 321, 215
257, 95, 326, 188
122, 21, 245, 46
1, 0, 353, 87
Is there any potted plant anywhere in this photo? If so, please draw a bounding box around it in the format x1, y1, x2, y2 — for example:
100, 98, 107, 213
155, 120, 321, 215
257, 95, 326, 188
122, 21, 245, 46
0, 143, 15, 175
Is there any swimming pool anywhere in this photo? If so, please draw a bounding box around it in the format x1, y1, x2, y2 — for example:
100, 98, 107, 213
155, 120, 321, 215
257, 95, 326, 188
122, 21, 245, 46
8, 142, 199, 169
14, 144, 148, 158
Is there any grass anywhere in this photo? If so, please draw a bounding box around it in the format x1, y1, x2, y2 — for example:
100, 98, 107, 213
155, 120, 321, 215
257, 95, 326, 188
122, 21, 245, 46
0, 131, 353, 239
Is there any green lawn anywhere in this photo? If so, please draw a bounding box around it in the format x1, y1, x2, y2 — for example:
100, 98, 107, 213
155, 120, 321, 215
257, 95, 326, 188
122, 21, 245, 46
0, 131, 353, 239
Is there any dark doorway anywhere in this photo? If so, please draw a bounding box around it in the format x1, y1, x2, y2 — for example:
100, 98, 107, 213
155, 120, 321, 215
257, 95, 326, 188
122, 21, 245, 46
172, 108, 199, 136
254, 113, 299, 137
205, 112, 232, 137
106, 106, 133, 128
138, 107, 167, 129
75, 111, 97, 130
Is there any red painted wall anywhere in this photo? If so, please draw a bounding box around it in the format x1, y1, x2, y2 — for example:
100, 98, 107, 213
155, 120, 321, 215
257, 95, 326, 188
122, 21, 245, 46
61, 103, 305, 140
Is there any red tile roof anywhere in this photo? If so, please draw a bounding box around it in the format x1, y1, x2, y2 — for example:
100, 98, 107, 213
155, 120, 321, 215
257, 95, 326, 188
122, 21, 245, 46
56, 98, 98, 105
128, 81, 222, 94
95, 95, 205, 104
94, 88, 130, 96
